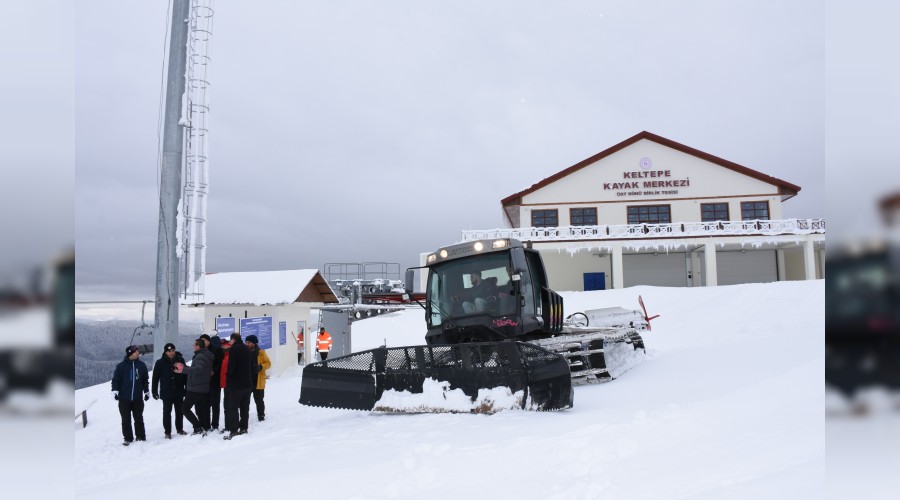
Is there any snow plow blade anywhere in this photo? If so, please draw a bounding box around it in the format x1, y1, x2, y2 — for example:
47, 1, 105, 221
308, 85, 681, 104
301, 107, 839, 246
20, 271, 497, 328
299, 342, 573, 412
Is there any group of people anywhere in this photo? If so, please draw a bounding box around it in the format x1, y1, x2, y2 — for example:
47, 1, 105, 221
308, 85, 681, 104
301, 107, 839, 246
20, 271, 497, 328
295, 327, 333, 364
111, 331, 271, 445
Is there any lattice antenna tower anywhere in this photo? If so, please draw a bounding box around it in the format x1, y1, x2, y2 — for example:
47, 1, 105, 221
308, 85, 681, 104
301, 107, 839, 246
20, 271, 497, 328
179, 0, 214, 301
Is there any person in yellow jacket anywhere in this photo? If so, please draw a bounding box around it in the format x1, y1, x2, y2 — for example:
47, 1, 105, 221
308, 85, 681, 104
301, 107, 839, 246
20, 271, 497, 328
317, 327, 333, 361
244, 335, 271, 422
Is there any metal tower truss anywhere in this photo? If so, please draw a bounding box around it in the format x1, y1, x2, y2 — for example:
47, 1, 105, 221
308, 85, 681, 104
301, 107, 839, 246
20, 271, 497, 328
179, 0, 214, 301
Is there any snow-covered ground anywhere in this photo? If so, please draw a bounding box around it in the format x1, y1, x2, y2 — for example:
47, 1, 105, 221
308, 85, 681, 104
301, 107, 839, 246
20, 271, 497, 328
827, 415, 900, 498
74, 281, 830, 499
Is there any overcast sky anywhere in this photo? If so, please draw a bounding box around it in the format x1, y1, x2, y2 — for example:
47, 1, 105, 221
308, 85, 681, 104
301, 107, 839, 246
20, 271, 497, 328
40, 0, 882, 300
824, 1, 900, 242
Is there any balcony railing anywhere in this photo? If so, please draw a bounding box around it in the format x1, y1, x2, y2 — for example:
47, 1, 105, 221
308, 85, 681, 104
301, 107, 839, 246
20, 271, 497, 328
460, 218, 825, 242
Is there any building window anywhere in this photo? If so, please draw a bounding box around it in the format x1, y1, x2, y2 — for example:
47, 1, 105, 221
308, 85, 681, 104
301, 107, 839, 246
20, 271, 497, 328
570, 207, 598, 226
740, 201, 770, 220
700, 203, 729, 222
531, 209, 558, 227
627, 205, 671, 224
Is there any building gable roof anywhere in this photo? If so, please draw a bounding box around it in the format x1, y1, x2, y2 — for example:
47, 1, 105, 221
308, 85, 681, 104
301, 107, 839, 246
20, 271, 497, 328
197, 269, 338, 306
501, 131, 801, 206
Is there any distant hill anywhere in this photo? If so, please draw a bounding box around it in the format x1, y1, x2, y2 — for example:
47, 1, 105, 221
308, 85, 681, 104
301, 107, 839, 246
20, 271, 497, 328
75, 319, 202, 389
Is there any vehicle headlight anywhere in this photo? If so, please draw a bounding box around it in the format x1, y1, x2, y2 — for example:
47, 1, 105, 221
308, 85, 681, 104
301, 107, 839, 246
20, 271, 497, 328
473, 241, 484, 252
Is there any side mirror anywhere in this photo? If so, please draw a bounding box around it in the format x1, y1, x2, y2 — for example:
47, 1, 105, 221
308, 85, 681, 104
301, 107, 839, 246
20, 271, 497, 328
404, 268, 415, 294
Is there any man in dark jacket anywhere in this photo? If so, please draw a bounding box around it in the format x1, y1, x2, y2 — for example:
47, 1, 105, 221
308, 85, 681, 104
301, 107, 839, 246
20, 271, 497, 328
175, 339, 214, 435
111, 345, 150, 445
151, 343, 187, 438
223, 332, 253, 439
204, 334, 224, 430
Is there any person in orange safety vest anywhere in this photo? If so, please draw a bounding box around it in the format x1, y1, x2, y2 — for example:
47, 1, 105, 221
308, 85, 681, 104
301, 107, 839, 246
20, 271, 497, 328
295, 329, 304, 365
316, 327, 333, 361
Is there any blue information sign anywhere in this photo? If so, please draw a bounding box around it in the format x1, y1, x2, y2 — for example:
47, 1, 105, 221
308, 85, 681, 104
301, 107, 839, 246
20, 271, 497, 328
240, 316, 273, 350
215, 317, 236, 337
279, 321, 287, 346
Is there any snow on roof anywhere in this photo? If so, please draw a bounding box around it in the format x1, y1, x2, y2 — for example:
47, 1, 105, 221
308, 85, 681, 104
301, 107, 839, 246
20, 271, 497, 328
198, 269, 333, 306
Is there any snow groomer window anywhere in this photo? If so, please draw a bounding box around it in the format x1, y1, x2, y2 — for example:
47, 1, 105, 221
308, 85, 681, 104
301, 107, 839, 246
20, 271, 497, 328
426, 252, 516, 322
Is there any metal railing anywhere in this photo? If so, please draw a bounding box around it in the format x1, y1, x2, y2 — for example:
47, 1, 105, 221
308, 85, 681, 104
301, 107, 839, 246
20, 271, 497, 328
460, 218, 825, 242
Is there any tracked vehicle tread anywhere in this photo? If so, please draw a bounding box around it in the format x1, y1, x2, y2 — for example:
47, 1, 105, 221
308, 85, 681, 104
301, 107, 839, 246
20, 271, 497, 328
532, 329, 646, 384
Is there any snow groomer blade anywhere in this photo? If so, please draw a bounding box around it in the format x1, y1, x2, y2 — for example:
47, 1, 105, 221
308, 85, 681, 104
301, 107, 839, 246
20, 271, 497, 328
299, 342, 573, 412
299, 349, 384, 411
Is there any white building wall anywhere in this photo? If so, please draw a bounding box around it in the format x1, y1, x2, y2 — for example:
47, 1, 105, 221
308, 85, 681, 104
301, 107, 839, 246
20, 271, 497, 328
204, 302, 322, 376
517, 234, 823, 291
784, 249, 823, 281
539, 250, 613, 291
271, 303, 321, 374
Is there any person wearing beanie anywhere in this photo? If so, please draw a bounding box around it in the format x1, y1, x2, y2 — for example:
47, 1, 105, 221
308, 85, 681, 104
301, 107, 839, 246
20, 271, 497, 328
111, 345, 150, 445
151, 342, 187, 439
244, 335, 271, 422
223, 332, 252, 439
207, 335, 225, 431
174, 338, 214, 435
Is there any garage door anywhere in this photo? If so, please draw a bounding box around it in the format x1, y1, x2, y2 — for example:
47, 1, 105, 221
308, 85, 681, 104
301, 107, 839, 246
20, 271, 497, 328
623, 253, 687, 287
715, 250, 777, 285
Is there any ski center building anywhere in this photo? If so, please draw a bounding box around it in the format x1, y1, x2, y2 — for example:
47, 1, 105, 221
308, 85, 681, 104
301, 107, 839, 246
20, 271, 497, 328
191, 269, 339, 375
460, 131, 825, 290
